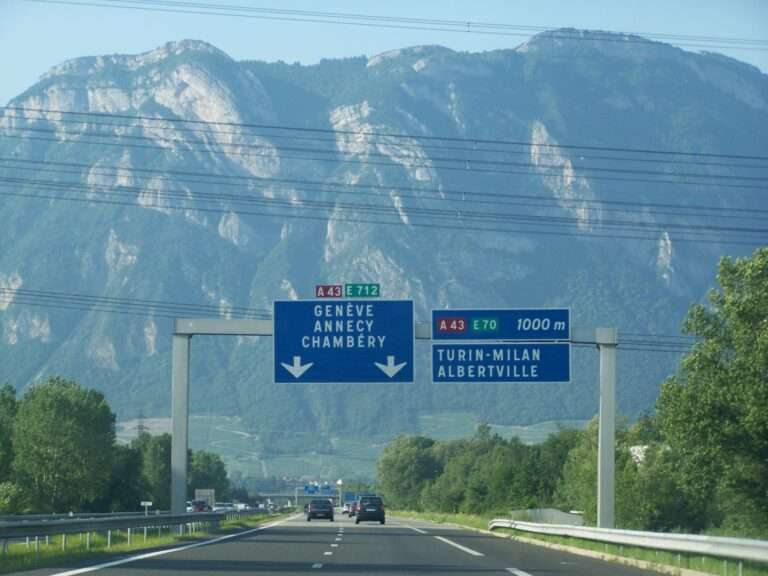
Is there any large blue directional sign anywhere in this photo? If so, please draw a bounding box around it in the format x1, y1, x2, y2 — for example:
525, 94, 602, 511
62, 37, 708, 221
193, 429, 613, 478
433, 343, 570, 383
274, 300, 413, 383
432, 308, 570, 341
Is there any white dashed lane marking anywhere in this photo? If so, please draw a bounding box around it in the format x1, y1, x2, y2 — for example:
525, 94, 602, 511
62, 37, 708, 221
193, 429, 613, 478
434, 535, 484, 557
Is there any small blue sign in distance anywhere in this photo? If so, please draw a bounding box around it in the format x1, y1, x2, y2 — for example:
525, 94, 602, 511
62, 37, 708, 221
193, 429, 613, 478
274, 299, 414, 383
433, 343, 570, 383
432, 308, 569, 341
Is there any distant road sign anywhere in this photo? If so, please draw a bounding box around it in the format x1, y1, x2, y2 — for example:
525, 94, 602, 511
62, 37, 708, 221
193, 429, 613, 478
316, 285, 342, 298
432, 308, 569, 341
345, 283, 380, 298
433, 343, 570, 383
304, 485, 319, 494
274, 300, 413, 383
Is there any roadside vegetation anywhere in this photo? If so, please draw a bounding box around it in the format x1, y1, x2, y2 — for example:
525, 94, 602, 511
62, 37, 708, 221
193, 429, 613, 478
0, 378, 245, 514
378, 248, 768, 539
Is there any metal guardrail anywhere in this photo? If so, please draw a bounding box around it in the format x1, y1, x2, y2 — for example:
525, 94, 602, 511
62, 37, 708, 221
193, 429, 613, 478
488, 519, 768, 564
0, 510, 267, 554
0, 511, 171, 523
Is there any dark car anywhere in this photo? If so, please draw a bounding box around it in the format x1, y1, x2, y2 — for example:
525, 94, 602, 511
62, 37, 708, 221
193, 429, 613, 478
355, 496, 385, 524
190, 499, 211, 512
306, 499, 334, 521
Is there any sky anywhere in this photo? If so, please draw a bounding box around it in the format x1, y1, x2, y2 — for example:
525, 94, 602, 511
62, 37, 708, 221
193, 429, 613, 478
1, 0, 767, 105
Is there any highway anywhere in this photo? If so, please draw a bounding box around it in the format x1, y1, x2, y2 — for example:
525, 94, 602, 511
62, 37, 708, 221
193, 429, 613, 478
15, 513, 660, 576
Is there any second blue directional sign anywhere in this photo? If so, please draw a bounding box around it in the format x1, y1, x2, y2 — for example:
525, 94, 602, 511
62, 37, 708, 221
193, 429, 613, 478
274, 300, 413, 383
431, 307, 571, 384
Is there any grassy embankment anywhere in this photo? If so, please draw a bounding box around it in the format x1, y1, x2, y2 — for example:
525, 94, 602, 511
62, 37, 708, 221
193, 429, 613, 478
0, 512, 291, 575
392, 510, 768, 576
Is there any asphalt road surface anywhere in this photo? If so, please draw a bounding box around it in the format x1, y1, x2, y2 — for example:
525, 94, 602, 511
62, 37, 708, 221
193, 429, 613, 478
20, 513, 660, 576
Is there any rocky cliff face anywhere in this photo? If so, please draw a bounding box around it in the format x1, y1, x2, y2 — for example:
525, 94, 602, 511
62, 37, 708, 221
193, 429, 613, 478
1, 33, 766, 438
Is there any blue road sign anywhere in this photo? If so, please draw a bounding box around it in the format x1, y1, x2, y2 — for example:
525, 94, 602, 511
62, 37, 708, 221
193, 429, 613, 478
433, 343, 570, 383
304, 485, 319, 494
274, 300, 414, 383
432, 308, 570, 341
343, 491, 356, 503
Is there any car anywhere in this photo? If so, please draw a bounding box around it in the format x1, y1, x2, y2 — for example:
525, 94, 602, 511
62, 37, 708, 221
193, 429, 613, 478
306, 498, 334, 521
355, 496, 385, 524
342, 503, 350, 514
189, 499, 211, 512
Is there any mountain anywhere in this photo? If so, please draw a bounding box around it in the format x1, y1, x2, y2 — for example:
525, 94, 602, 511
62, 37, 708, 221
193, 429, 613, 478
1, 31, 766, 461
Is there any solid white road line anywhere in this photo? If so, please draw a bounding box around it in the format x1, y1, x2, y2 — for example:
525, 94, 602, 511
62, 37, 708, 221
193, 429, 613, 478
48, 515, 296, 576
405, 525, 429, 534
433, 535, 484, 557
506, 568, 533, 576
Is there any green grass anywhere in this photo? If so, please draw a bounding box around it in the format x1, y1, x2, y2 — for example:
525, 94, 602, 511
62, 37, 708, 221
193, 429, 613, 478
391, 510, 768, 576
391, 509, 495, 532
0, 513, 289, 575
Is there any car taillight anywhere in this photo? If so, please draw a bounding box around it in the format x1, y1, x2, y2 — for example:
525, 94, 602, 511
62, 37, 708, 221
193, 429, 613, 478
380, 505, 385, 511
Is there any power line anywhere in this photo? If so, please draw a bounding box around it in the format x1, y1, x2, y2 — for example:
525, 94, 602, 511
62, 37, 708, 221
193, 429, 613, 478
2, 183, 763, 246
4, 133, 766, 192
0, 288, 699, 354
5, 106, 768, 162
8, 124, 768, 184
3, 157, 765, 221
3, 175, 765, 240
21, 0, 768, 53
9, 111, 768, 171
0, 287, 271, 319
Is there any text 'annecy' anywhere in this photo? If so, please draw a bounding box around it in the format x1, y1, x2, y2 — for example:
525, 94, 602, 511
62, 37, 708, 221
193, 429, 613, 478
301, 303, 386, 349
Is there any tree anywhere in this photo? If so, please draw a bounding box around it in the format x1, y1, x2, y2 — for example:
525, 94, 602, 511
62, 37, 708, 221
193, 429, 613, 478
555, 420, 599, 523
188, 451, 230, 500
90, 443, 146, 512
657, 247, 768, 535
133, 432, 172, 510
377, 436, 441, 509
0, 384, 17, 482
0, 481, 22, 513
12, 377, 115, 512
